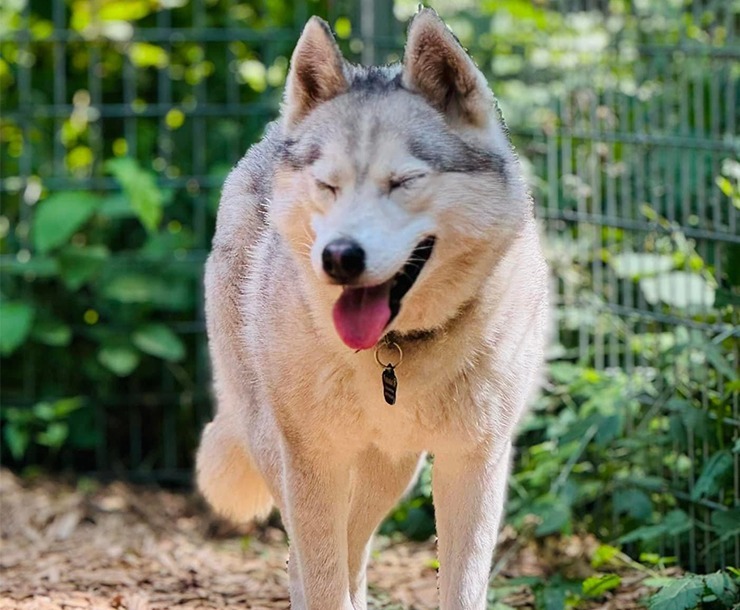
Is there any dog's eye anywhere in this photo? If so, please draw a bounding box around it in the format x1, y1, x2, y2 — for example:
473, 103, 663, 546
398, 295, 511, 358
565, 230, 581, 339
315, 179, 338, 195
389, 174, 426, 191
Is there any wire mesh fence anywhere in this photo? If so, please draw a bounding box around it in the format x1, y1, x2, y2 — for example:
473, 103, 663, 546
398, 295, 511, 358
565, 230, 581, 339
1, 0, 738, 573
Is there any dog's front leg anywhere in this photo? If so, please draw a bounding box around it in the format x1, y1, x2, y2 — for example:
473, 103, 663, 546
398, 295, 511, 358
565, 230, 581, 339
432, 441, 512, 610
282, 448, 353, 610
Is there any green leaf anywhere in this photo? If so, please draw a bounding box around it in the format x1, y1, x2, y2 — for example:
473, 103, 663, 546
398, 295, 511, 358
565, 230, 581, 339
31, 192, 100, 254
647, 575, 704, 610
662, 510, 694, 536
530, 496, 572, 536
58, 245, 109, 290
704, 343, 739, 382
610, 252, 675, 278
536, 579, 582, 610
129, 42, 168, 68
704, 571, 738, 606
2, 407, 33, 425
549, 361, 583, 385
132, 323, 185, 362
594, 412, 623, 446
3, 424, 31, 460
619, 510, 692, 544
0, 301, 35, 356
638, 272, 715, 309
582, 574, 621, 597
105, 157, 163, 232
541, 585, 568, 610
31, 319, 72, 347
674, 401, 710, 443
591, 544, 620, 568
640, 553, 673, 566
644, 577, 678, 589
36, 422, 69, 448
613, 488, 653, 520
710, 508, 740, 538
98, 345, 141, 376
100, 272, 192, 310
691, 450, 733, 500
89, 0, 150, 20
52, 397, 83, 417
101, 272, 155, 303
716, 175, 734, 197
32, 401, 56, 421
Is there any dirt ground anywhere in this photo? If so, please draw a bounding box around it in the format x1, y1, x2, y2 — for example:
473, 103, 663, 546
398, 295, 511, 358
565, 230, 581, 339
0, 470, 655, 609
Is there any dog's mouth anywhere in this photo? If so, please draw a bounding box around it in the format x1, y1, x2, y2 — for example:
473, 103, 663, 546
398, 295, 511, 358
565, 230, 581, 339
331, 236, 436, 350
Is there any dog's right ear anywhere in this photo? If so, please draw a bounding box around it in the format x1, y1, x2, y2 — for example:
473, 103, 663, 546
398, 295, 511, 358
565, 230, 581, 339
283, 17, 348, 128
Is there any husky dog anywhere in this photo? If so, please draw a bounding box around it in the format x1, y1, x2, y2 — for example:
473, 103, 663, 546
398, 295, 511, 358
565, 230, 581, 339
196, 8, 548, 609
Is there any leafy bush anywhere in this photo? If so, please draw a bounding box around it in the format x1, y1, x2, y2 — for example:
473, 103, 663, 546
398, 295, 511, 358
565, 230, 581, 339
1, 156, 207, 470
646, 570, 739, 610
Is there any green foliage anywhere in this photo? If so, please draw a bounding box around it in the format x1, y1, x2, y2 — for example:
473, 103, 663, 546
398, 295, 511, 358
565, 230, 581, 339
32, 192, 100, 254
711, 509, 740, 544
487, 563, 740, 610
381, 460, 435, 541
691, 451, 733, 501
3, 397, 84, 460
105, 158, 165, 233
98, 345, 140, 377
0, 157, 196, 463
648, 576, 705, 610
705, 571, 740, 607
132, 323, 186, 362
0, 301, 34, 356
646, 570, 739, 610
581, 573, 621, 597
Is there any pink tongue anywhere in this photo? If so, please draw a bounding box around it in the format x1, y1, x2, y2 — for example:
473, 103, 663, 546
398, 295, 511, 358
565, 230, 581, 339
332, 283, 392, 350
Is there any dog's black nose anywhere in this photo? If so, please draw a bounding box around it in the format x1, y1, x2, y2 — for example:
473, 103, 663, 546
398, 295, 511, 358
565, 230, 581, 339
322, 238, 365, 283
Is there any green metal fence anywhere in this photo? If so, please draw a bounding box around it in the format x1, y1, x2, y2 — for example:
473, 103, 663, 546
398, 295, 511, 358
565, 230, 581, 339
1, 0, 738, 573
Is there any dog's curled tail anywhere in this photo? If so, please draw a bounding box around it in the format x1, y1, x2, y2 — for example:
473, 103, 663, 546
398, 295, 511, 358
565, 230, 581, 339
196, 420, 274, 522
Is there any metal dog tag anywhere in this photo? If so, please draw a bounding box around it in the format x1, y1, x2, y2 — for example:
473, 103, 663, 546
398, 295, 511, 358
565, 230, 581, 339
382, 365, 397, 405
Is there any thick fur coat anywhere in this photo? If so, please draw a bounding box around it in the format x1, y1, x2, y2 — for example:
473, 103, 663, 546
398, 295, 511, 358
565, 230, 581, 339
196, 9, 549, 610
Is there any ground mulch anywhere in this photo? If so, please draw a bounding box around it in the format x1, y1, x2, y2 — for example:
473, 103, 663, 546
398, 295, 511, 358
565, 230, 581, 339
0, 470, 657, 609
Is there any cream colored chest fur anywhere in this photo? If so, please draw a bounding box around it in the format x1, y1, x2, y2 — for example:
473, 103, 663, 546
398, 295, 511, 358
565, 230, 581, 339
238, 225, 547, 461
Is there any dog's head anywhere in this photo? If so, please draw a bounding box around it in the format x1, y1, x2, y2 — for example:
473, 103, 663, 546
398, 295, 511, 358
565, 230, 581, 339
271, 9, 530, 350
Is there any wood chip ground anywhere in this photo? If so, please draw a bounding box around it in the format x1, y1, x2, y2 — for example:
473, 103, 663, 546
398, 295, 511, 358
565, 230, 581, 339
0, 470, 656, 609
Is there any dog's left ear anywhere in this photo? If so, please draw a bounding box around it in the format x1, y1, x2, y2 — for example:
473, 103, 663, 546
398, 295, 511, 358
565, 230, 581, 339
402, 9, 492, 127
283, 17, 348, 128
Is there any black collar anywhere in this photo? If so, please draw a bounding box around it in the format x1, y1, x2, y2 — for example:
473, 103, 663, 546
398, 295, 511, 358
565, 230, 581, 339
384, 328, 438, 345
382, 298, 476, 348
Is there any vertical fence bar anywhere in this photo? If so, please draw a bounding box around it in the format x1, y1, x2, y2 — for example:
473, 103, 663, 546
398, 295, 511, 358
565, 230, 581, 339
52, 0, 66, 177
361, 0, 375, 65
590, 91, 604, 371
18, 0, 35, 429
